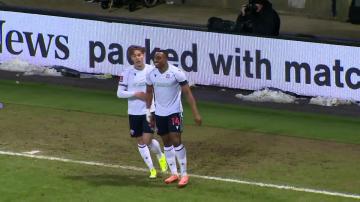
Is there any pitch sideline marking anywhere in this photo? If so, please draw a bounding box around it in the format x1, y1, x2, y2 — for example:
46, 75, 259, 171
0, 150, 359, 200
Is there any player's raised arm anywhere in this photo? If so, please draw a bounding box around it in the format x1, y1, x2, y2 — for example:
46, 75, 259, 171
181, 84, 202, 126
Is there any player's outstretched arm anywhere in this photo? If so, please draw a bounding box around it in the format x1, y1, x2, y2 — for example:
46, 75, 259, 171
181, 84, 202, 126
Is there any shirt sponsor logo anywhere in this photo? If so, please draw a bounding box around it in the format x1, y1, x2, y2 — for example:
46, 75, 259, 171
154, 82, 173, 87
132, 82, 146, 87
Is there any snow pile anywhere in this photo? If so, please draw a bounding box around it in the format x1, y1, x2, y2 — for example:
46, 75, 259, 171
0, 59, 39, 72
80, 73, 113, 80
23, 68, 61, 77
0, 59, 117, 79
235, 88, 297, 104
309, 97, 354, 107
188, 80, 196, 87
0, 59, 62, 77
235, 88, 357, 107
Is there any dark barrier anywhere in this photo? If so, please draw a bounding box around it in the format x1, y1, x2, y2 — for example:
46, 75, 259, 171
0, 4, 359, 47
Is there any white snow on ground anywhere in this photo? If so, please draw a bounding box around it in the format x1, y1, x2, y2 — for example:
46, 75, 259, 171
235, 89, 358, 107
309, 97, 355, 107
0, 59, 36, 72
0, 59, 116, 79
188, 80, 196, 87
79, 73, 115, 80
235, 88, 297, 104
23, 69, 61, 77
0, 59, 62, 77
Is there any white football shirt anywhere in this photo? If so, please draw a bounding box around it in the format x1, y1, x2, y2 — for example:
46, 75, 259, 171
118, 64, 154, 115
146, 64, 187, 116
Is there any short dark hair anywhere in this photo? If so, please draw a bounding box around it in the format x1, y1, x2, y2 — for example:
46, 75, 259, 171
128, 45, 145, 56
156, 49, 169, 58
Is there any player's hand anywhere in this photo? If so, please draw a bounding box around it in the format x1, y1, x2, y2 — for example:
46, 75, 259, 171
149, 116, 155, 128
146, 110, 155, 128
146, 109, 152, 123
194, 114, 202, 126
134, 92, 146, 100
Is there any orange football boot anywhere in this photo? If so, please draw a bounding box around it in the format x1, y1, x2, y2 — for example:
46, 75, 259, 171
164, 175, 179, 184
178, 175, 189, 188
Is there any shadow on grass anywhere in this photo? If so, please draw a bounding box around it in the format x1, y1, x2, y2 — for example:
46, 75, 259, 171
65, 174, 169, 188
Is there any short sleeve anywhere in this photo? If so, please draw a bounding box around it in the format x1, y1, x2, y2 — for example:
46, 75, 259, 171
174, 68, 187, 85
118, 69, 129, 87
146, 70, 153, 86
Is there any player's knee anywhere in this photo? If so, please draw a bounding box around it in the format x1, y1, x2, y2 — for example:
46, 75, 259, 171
170, 133, 181, 146
173, 141, 182, 147
137, 139, 145, 145
144, 139, 152, 146
172, 138, 181, 147
162, 137, 173, 147
162, 138, 172, 147
164, 143, 172, 147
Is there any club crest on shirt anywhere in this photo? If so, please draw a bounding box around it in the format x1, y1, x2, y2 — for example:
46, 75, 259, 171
166, 74, 170, 78
130, 129, 135, 136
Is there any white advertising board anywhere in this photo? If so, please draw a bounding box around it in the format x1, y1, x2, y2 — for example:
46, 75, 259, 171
0, 11, 359, 100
